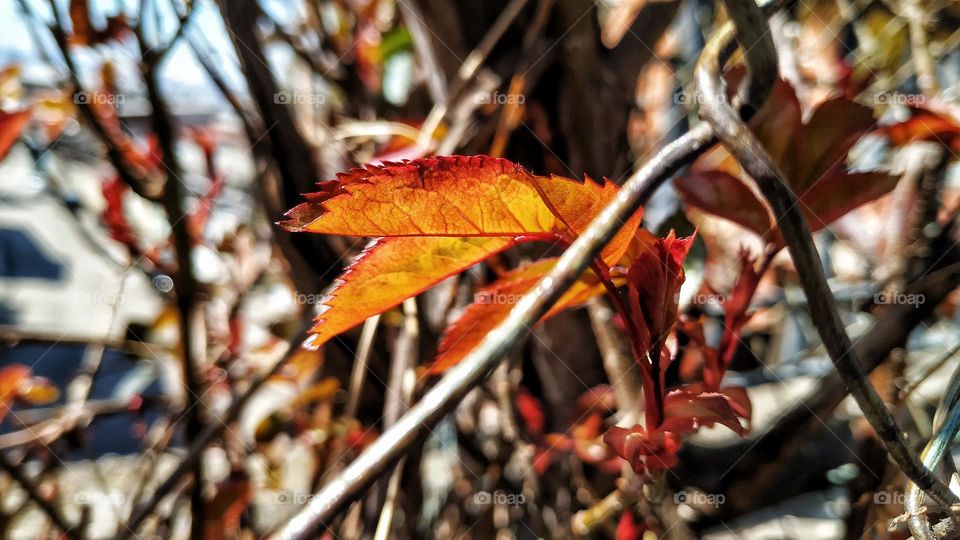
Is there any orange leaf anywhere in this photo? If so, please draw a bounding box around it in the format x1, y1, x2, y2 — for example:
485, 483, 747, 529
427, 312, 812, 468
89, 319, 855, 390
285, 156, 643, 352
68, 0, 128, 46
883, 107, 960, 150
0, 365, 59, 424
282, 157, 561, 237
430, 257, 611, 373
305, 236, 517, 348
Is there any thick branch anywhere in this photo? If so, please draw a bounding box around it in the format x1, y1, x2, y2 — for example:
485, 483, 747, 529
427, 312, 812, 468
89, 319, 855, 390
693, 0, 957, 508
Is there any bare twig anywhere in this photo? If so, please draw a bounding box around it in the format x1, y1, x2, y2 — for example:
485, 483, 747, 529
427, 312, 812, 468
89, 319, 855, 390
587, 298, 643, 424
118, 340, 293, 537
0, 452, 79, 539
36, 0, 159, 199
134, 18, 209, 536
372, 299, 419, 540
693, 0, 957, 508
396, 0, 447, 105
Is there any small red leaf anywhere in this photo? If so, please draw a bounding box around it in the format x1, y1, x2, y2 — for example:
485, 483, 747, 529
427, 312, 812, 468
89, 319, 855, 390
660, 385, 750, 435
515, 388, 545, 436
603, 424, 681, 476
675, 171, 772, 237
627, 231, 695, 356
0, 109, 31, 160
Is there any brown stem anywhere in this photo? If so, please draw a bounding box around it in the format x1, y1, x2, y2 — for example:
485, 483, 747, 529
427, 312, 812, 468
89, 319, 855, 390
693, 0, 957, 508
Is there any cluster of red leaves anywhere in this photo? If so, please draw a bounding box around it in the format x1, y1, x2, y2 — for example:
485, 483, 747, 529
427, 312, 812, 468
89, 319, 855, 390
603, 233, 752, 477
674, 74, 897, 242
281, 155, 758, 479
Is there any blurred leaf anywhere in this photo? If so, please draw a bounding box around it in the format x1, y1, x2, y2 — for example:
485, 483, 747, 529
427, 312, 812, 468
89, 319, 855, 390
0, 365, 59, 423
675, 171, 771, 236
204, 475, 251, 540
884, 106, 960, 151
0, 109, 31, 160
68, 0, 129, 46
291, 377, 341, 407
659, 385, 750, 435
515, 388, 545, 436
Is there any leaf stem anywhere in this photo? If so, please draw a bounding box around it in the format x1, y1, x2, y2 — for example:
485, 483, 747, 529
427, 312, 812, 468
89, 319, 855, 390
591, 259, 661, 428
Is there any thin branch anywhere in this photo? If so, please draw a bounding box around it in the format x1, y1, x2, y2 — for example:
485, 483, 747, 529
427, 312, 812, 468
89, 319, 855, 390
587, 298, 643, 424
36, 0, 159, 200
182, 28, 263, 148
693, 0, 957, 508
372, 299, 419, 540
117, 338, 294, 538
154, 0, 200, 64
0, 452, 79, 539
396, 0, 447, 106
135, 17, 208, 536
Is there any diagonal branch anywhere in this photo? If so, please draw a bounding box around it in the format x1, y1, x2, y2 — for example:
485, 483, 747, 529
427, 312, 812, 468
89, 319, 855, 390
0, 452, 80, 539
36, 0, 159, 200
693, 0, 957, 509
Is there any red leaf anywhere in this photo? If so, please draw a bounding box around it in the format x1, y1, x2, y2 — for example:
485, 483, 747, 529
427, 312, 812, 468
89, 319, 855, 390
0, 109, 31, 160
574, 385, 618, 417
603, 424, 681, 476
101, 177, 138, 249
660, 385, 750, 435
616, 510, 645, 540
674, 171, 772, 237
627, 231, 695, 356
515, 388, 545, 436
675, 78, 896, 238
